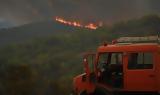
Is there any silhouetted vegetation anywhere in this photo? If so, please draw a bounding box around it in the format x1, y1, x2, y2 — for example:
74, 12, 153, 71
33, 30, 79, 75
0, 15, 159, 95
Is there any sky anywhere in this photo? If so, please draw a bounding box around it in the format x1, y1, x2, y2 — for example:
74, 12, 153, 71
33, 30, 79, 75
0, 0, 160, 28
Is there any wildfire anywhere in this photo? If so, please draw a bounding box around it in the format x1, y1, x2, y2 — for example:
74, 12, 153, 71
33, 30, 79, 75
55, 17, 99, 30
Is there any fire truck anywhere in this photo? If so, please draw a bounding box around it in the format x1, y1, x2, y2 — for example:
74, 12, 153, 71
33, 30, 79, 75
73, 36, 160, 95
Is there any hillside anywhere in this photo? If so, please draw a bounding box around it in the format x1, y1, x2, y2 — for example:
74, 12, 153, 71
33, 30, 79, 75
0, 15, 159, 95
0, 20, 89, 47
111, 15, 160, 36
0, 15, 159, 48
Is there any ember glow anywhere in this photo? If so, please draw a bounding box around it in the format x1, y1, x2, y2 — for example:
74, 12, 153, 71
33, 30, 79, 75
55, 17, 99, 30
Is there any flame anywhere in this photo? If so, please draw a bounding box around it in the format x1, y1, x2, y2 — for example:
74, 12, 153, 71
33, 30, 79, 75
55, 17, 99, 30
85, 23, 97, 30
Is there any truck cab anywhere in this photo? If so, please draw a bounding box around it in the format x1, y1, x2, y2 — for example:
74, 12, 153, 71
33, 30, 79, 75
73, 36, 160, 95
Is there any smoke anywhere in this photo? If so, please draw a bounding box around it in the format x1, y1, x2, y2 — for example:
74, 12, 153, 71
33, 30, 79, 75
0, 0, 160, 28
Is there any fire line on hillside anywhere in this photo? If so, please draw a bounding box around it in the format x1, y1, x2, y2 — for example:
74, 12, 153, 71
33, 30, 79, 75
55, 17, 102, 30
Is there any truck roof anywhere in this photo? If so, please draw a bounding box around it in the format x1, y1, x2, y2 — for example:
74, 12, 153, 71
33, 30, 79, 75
98, 43, 159, 53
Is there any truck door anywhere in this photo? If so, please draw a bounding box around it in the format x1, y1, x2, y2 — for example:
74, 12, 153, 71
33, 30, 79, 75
97, 52, 123, 88
83, 53, 96, 82
125, 52, 156, 91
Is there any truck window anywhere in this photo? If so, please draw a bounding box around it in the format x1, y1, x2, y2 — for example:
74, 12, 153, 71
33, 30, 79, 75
98, 53, 109, 71
128, 53, 153, 69
98, 53, 122, 71
110, 53, 122, 64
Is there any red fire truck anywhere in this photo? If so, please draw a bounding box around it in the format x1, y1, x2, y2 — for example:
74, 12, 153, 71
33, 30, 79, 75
73, 36, 160, 95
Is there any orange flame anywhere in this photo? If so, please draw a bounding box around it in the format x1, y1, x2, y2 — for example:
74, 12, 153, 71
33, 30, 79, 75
85, 23, 97, 30
55, 17, 99, 30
